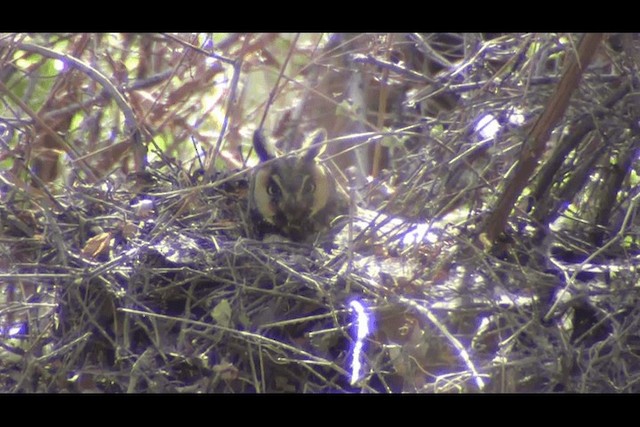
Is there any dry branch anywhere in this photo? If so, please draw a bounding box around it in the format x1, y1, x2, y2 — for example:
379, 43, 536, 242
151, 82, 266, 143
482, 33, 604, 244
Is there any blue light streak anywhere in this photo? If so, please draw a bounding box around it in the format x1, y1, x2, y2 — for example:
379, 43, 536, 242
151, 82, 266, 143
348, 299, 371, 385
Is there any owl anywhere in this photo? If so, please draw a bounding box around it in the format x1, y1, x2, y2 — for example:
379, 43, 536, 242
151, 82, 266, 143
248, 129, 349, 243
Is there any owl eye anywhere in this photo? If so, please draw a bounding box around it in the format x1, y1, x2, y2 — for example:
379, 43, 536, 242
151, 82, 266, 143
267, 180, 281, 197
303, 180, 316, 193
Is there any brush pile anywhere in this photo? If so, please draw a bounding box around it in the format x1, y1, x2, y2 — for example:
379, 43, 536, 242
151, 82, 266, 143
4, 33, 640, 392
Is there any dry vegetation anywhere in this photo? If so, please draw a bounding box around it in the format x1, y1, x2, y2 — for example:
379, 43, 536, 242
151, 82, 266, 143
2, 33, 640, 392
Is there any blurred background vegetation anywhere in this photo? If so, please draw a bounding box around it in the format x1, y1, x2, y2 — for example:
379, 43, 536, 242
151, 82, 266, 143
2, 33, 626, 224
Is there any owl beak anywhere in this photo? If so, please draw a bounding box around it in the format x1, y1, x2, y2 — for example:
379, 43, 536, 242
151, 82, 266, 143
284, 208, 305, 223
278, 197, 305, 224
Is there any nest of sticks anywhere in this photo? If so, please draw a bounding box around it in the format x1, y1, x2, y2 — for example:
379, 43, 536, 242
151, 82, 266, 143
1, 156, 474, 392
4, 148, 640, 393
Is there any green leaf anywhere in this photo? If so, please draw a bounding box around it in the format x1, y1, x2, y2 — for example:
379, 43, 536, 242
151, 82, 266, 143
630, 169, 640, 187
430, 124, 445, 138
336, 100, 355, 117
380, 135, 402, 149
212, 299, 232, 327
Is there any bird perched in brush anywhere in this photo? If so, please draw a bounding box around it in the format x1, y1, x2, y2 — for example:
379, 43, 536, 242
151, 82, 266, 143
248, 129, 349, 243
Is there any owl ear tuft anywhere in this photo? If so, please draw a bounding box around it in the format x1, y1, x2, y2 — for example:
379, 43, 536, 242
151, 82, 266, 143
253, 130, 276, 162
303, 129, 327, 162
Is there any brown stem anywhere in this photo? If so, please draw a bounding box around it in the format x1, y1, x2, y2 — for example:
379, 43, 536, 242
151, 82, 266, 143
481, 33, 604, 245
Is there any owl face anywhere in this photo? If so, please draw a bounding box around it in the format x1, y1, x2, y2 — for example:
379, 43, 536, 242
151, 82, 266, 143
248, 130, 348, 242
